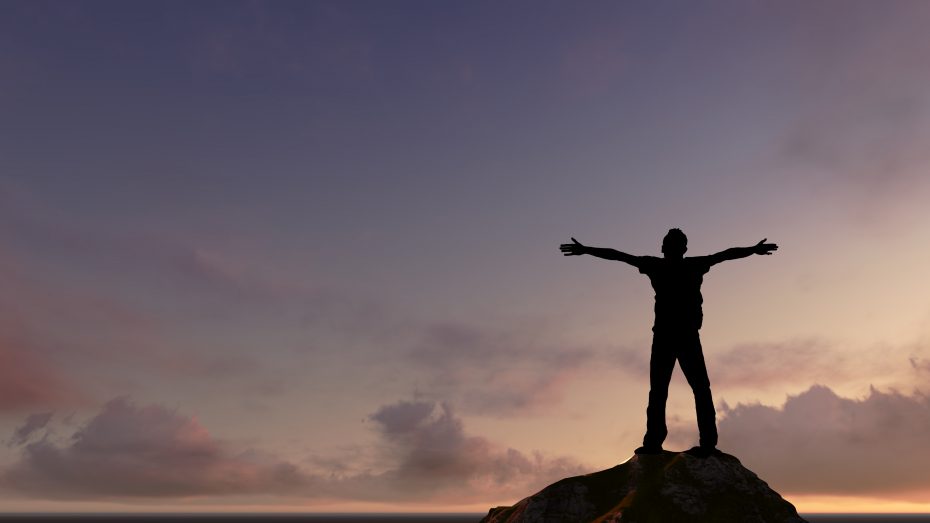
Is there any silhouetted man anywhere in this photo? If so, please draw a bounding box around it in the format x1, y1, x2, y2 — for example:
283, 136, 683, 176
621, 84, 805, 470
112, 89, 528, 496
560, 229, 777, 457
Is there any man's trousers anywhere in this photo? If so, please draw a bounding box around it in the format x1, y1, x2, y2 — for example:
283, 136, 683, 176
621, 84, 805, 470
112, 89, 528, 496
642, 328, 717, 449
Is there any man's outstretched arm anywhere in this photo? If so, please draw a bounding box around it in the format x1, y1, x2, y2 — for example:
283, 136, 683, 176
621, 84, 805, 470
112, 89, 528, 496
706, 238, 778, 265
559, 237, 641, 266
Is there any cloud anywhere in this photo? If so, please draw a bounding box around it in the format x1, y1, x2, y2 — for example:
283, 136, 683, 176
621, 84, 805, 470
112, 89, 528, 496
909, 356, 930, 374
0, 184, 343, 319
0, 185, 398, 398
2, 397, 303, 499
718, 385, 930, 497
408, 321, 595, 416
338, 399, 585, 503
707, 339, 877, 389
0, 185, 594, 416
775, 4, 930, 210
6, 413, 53, 447
0, 343, 85, 412
3, 397, 583, 505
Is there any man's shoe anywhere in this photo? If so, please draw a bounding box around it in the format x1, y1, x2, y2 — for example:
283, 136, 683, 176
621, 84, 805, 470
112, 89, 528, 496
684, 445, 719, 458
634, 445, 663, 455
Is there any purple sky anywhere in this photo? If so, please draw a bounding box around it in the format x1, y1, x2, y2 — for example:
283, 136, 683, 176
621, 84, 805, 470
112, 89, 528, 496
3, 0, 930, 513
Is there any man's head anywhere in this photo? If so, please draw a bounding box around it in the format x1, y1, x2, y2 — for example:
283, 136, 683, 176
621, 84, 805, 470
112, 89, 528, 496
662, 228, 688, 259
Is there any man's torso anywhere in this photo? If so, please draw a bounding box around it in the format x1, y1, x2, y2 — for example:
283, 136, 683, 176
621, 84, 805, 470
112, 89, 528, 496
636, 257, 711, 330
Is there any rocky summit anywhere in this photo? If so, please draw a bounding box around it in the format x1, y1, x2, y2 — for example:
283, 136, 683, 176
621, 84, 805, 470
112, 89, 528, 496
481, 450, 807, 523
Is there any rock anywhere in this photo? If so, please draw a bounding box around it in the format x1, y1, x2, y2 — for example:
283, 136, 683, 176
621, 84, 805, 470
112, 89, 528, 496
481, 450, 807, 523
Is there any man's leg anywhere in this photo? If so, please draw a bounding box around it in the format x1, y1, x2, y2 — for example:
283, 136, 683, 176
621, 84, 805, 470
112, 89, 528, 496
677, 331, 717, 449
642, 331, 676, 450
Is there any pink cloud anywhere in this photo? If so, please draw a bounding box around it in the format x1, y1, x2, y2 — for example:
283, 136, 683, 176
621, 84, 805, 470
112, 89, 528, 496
3, 396, 584, 505
910, 356, 930, 374
0, 343, 85, 412
336, 399, 586, 503
719, 385, 930, 497
18, 387, 930, 504
3, 397, 303, 499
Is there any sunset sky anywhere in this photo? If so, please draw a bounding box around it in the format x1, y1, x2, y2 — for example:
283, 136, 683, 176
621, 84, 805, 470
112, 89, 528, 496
4, 0, 930, 514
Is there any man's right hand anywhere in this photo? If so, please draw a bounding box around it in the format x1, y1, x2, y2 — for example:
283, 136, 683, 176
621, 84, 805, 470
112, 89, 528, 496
560, 237, 587, 256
